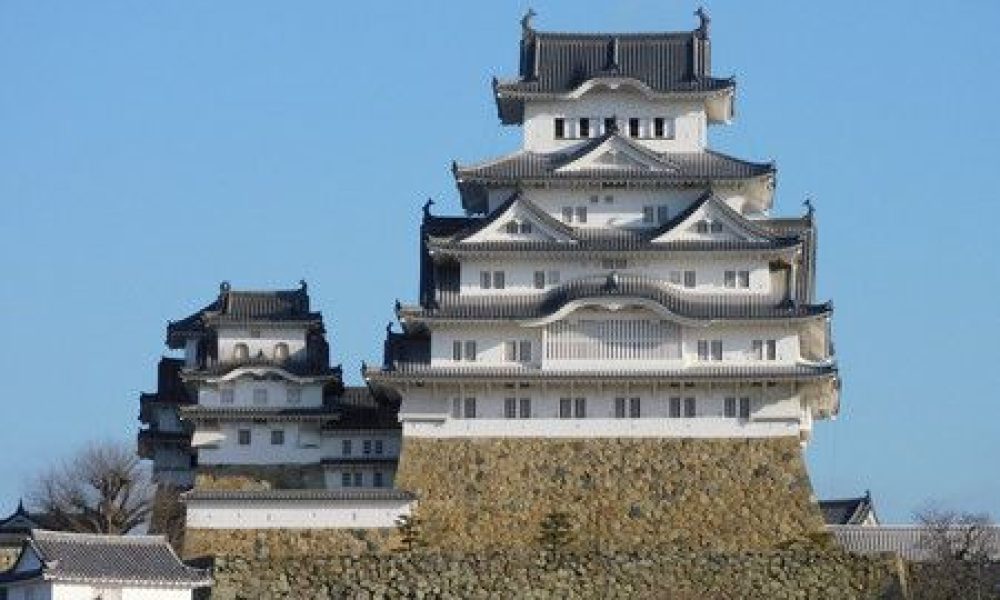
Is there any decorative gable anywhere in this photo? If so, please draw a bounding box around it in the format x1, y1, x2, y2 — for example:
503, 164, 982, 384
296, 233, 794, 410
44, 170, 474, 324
555, 135, 678, 173
462, 197, 576, 244
652, 193, 774, 244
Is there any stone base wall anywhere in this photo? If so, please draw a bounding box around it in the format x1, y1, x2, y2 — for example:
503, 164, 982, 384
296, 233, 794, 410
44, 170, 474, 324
207, 550, 907, 599
183, 528, 400, 561
395, 437, 826, 551
194, 464, 325, 490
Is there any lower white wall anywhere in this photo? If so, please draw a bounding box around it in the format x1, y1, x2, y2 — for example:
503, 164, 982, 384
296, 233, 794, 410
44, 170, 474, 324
185, 499, 413, 529
4, 582, 194, 600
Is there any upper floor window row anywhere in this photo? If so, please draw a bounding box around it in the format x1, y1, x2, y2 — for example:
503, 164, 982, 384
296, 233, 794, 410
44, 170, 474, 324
504, 220, 533, 235
554, 117, 675, 140
231, 342, 290, 362
695, 220, 724, 234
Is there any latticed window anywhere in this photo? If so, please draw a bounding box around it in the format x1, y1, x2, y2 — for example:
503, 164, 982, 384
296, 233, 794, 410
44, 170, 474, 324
463, 397, 477, 419
684, 397, 697, 418
534, 271, 545, 289
684, 270, 696, 288
273, 342, 289, 362
669, 397, 681, 418
628, 397, 641, 418
574, 397, 586, 418
615, 397, 626, 419
238, 429, 251, 445
546, 319, 680, 361
504, 397, 517, 419
559, 398, 572, 419
233, 343, 249, 361
519, 397, 532, 419
505, 221, 519, 234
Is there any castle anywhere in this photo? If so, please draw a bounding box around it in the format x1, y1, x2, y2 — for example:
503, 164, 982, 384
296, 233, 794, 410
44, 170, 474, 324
138, 9, 841, 554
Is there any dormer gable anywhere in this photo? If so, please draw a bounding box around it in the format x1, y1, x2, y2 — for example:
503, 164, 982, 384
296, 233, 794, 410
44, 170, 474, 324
651, 192, 778, 244
459, 194, 577, 244
555, 134, 679, 174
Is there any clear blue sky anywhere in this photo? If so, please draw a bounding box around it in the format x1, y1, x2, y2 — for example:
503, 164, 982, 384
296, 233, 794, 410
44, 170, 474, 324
1, 1, 998, 524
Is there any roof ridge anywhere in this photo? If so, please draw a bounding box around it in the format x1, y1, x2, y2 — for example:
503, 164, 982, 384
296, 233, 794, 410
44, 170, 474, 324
32, 529, 168, 544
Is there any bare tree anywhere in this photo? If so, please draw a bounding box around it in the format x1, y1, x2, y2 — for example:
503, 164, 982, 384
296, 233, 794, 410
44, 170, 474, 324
27, 440, 154, 535
912, 506, 1000, 600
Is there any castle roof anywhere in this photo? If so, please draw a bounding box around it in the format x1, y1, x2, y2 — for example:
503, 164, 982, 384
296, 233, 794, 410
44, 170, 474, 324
0, 530, 210, 587
820, 493, 877, 526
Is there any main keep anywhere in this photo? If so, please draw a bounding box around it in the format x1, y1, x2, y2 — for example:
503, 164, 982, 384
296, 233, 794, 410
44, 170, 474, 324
363, 11, 839, 549
143, 11, 842, 554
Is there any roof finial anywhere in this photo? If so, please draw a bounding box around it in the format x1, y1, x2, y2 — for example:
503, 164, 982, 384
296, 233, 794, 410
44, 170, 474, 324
394, 298, 402, 313
15, 498, 27, 516
219, 280, 231, 294
804, 196, 815, 217
422, 197, 435, 219
521, 8, 537, 36
299, 279, 308, 292
694, 7, 711, 38
386, 321, 394, 336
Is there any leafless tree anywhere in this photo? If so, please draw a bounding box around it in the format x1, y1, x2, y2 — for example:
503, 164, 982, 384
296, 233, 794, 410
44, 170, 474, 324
912, 506, 1000, 600
27, 440, 154, 535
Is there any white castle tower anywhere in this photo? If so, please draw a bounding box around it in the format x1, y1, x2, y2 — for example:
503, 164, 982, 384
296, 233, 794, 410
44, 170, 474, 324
366, 10, 839, 446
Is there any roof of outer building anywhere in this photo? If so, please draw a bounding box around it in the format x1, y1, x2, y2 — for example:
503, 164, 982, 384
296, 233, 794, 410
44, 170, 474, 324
178, 406, 339, 423
495, 11, 731, 123
0, 530, 211, 587
829, 525, 1000, 562
166, 281, 322, 348
400, 273, 830, 324
454, 134, 774, 186
331, 385, 402, 430
0, 501, 41, 537
820, 493, 877, 526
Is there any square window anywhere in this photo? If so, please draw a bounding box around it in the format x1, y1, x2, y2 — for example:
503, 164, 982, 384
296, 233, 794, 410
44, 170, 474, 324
534, 271, 545, 289
480, 271, 491, 289
270, 430, 285, 445
579, 118, 590, 138
547, 270, 561, 285
353, 472, 363, 487
463, 397, 477, 419
505, 221, 519, 234
342, 439, 352, 456
464, 341, 477, 362
504, 397, 517, 419
238, 429, 251, 445
574, 397, 586, 418
453, 341, 463, 361
710, 221, 723, 233
604, 194, 614, 204
684, 397, 696, 418
669, 271, 682, 284
519, 397, 532, 419
642, 206, 655, 223
628, 397, 641, 418
575, 206, 587, 224
559, 398, 572, 419
669, 397, 681, 418
554, 118, 565, 139
493, 271, 505, 289
696, 220, 709, 234
589, 194, 599, 204
520, 221, 532, 234
562, 207, 574, 223
286, 388, 301, 405
614, 397, 626, 419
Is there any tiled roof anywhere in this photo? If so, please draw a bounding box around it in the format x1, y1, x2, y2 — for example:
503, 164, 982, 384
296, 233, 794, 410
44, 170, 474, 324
400, 274, 830, 323
367, 363, 837, 383
830, 525, 1000, 562
0, 501, 42, 535
183, 489, 415, 502
179, 406, 337, 422
319, 457, 399, 467
819, 494, 876, 526
0, 530, 210, 586
455, 136, 774, 185
330, 386, 401, 430
167, 281, 321, 347
181, 358, 342, 380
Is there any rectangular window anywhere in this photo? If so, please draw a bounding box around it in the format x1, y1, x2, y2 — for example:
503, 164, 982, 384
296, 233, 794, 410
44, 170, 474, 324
669, 397, 682, 418
669, 271, 682, 285
519, 397, 532, 419
751, 340, 763, 361
575, 206, 587, 224
683, 270, 696, 288
697, 340, 710, 361
520, 221, 533, 234
696, 220, 709, 234
547, 270, 561, 285
363, 440, 372, 455
341, 472, 351, 487
724, 397, 737, 418
629, 117, 640, 137
505, 221, 520, 234
710, 221, 723, 233
657, 205, 670, 223
253, 388, 267, 406
642, 206, 655, 223
738, 270, 751, 288
614, 397, 626, 419
724, 270, 737, 288
493, 271, 505, 289
374, 440, 384, 455
286, 387, 301, 404
604, 117, 615, 134
342, 439, 352, 456
518, 340, 532, 362
238, 429, 251, 446
559, 397, 572, 419
504, 397, 517, 419
373, 472, 384, 488
534, 271, 545, 289
220, 389, 234, 404
453, 340, 463, 361
711, 340, 723, 361
562, 207, 574, 223
451, 397, 462, 419
766, 340, 777, 361
554, 118, 565, 139
574, 397, 586, 418
579, 118, 590, 138
463, 397, 477, 419
270, 429, 285, 445
604, 194, 614, 204
353, 472, 363, 487
589, 194, 599, 204
628, 397, 641, 418
601, 258, 627, 270
504, 340, 517, 362
480, 271, 491, 289
464, 341, 477, 362
684, 397, 696, 418
739, 397, 752, 419
654, 117, 665, 138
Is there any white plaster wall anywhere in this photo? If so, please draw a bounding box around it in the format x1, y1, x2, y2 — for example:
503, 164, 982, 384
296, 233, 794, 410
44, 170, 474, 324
43, 583, 193, 600
521, 188, 726, 230
324, 431, 402, 458
428, 317, 803, 369
404, 418, 800, 439
122, 589, 193, 600
324, 467, 398, 490
197, 421, 323, 465
185, 499, 413, 529
457, 256, 773, 296
522, 92, 706, 153
198, 379, 324, 408
216, 326, 307, 364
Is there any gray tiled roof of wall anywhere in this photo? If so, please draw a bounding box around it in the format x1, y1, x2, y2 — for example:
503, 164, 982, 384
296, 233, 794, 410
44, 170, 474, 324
367, 363, 836, 382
